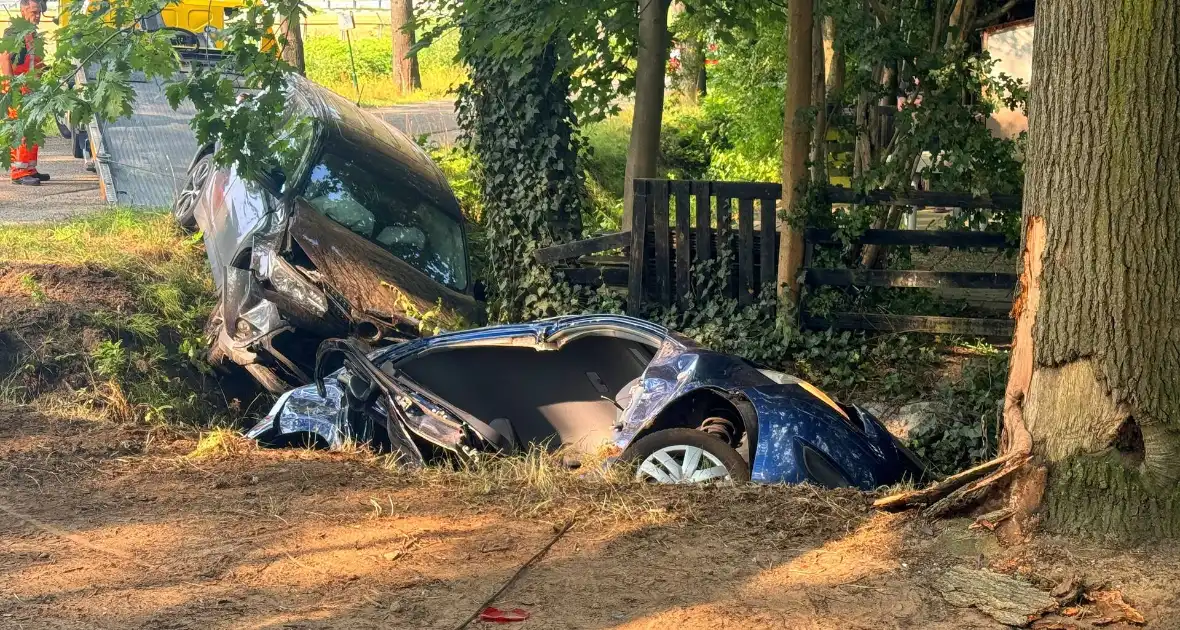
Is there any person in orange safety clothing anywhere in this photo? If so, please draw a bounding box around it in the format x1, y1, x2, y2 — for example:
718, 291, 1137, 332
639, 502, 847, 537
1, 0, 48, 186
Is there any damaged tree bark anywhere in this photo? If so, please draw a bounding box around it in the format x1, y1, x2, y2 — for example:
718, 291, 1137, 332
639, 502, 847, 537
877, 0, 1180, 542
996, 0, 1180, 542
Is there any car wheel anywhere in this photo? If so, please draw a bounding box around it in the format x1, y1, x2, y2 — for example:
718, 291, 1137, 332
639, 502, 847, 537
622, 428, 751, 484
173, 154, 212, 231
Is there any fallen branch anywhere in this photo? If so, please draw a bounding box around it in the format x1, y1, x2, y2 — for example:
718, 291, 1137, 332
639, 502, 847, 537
453, 519, 576, 630
874, 452, 1020, 511
925, 454, 1031, 518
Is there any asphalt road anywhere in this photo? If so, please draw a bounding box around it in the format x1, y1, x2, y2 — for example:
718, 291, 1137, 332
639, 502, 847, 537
0, 100, 457, 223
0, 135, 103, 225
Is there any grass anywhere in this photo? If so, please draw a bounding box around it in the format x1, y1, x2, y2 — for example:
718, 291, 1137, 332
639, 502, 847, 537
188, 427, 258, 460
305, 33, 465, 107
0, 208, 241, 426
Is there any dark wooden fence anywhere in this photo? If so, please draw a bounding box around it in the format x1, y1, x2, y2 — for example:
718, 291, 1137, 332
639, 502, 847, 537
535, 178, 1022, 337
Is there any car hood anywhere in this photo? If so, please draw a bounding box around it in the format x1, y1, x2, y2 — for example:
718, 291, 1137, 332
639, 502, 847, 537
288, 201, 484, 335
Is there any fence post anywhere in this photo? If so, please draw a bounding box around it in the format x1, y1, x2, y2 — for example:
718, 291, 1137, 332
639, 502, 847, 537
627, 180, 650, 316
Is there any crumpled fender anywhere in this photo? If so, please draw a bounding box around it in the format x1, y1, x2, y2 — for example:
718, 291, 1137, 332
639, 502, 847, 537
742, 384, 909, 489
246, 380, 350, 448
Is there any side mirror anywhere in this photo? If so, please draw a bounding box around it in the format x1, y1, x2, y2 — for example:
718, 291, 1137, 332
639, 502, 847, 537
473, 280, 487, 302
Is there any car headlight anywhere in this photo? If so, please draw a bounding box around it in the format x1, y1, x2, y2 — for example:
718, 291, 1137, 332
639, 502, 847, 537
758, 369, 850, 421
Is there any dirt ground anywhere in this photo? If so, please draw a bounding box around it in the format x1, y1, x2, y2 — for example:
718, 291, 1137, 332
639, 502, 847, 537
1, 404, 1177, 630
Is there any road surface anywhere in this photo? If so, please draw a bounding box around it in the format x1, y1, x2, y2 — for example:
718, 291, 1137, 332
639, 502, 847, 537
0, 135, 103, 224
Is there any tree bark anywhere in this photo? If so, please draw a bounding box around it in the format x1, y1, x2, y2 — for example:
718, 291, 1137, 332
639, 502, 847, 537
777, 0, 814, 303
623, 0, 671, 228
808, 10, 827, 184
1000, 0, 1180, 541
391, 0, 422, 93
279, 13, 305, 75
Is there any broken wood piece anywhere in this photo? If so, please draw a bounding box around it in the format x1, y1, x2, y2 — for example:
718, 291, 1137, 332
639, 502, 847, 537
937, 565, 1058, 627
874, 453, 1018, 511
1049, 574, 1084, 605
970, 507, 1015, 531
1086, 590, 1145, 626
924, 454, 1031, 518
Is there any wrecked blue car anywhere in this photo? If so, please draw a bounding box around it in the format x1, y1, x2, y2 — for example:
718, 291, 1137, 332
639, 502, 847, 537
247, 315, 926, 488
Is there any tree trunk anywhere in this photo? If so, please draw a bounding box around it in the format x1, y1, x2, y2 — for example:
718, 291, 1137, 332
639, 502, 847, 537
1000, 0, 1180, 541
808, 9, 827, 184
776, 0, 814, 303
279, 13, 305, 75
623, 0, 671, 228
391, 0, 421, 93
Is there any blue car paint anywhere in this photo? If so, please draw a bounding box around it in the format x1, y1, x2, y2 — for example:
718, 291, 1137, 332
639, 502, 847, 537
249, 314, 923, 488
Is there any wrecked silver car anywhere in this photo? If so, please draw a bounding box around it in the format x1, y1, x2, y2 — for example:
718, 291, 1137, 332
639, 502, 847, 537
173, 76, 482, 392
248, 315, 926, 488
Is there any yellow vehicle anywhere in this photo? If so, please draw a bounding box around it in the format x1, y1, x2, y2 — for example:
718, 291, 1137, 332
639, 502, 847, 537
59, 0, 265, 54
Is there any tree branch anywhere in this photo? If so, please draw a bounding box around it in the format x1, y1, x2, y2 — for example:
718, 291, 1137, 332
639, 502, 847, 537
972, 0, 1018, 30
863, 0, 891, 23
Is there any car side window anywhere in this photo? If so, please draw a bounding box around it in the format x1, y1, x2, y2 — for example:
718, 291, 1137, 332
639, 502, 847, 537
300, 151, 468, 291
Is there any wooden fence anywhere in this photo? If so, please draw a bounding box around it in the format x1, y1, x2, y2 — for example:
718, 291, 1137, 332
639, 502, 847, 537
535, 178, 1022, 337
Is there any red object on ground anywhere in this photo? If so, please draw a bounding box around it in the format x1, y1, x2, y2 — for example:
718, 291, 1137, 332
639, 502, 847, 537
479, 607, 530, 623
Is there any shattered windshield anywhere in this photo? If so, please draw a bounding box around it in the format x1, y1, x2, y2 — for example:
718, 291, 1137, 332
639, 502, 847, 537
300, 135, 469, 291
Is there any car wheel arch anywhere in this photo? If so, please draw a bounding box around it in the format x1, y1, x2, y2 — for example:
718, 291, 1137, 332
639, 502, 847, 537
631, 387, 759, 452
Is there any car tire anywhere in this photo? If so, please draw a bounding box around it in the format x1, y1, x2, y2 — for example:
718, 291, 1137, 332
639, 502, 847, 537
622, 428, 751, 484
173, 154, 212, 231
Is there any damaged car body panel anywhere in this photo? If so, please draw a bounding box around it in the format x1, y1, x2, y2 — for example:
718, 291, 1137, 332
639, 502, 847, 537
179, 75, 482, 392
249, 315, 926, 489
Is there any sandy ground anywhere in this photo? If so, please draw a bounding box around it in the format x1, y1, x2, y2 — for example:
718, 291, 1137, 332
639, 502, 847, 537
1, 402, 1177, 630
0, 136, 104, 225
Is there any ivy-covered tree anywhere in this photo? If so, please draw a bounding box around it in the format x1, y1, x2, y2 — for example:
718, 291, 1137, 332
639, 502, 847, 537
421, 0, 635, 321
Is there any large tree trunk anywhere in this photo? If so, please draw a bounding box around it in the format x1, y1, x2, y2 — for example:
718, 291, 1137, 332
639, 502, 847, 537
1001, 0, 1180, 541
391, 0, 422, 93
776, 0, 814, 303
279, 13, 305, 75
623, 0, 670, 228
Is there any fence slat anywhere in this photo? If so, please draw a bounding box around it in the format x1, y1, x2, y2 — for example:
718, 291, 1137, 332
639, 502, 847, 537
652, 180, 672, 306
672, 182, 692, 306
534, 231, 630, 264
693, 181, 712, 263
824, 186, 1022, 210
712, 181, 782, 199
804, 268, 1019, 290
803, 312, 1014, 337
738, 197, 755, 304
627, 180, 649, 315
759, 197, 776, 287
559, 267, 629, 287
716, 195, 733, 297
805, 228, 1013, 249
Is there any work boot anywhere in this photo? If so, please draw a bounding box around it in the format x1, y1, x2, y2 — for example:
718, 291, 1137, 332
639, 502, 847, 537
34, 173, 50, 182
12, 175, 41, 186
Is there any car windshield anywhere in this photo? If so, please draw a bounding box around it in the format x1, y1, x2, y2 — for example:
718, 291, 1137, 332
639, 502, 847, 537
300, 135, 468, 291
